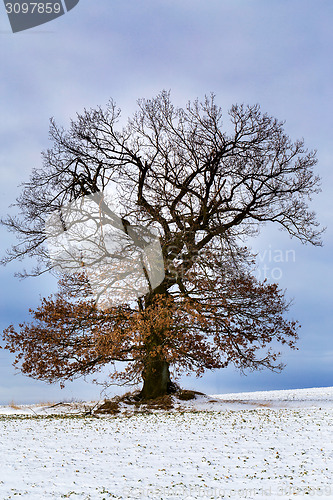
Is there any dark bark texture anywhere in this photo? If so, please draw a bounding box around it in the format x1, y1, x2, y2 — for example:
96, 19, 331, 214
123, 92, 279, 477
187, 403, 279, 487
140, 359, 177, 400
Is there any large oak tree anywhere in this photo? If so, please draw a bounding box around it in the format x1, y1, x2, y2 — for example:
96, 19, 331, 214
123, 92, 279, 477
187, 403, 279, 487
1, 91, 323, 399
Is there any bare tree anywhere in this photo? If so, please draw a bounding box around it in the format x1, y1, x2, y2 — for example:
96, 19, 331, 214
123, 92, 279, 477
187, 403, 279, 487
1, 91, 323, 399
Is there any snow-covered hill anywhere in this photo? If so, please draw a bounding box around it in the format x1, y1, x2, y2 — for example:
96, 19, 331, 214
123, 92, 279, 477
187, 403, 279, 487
0, 387, 332, 499
1, 385, 332, 416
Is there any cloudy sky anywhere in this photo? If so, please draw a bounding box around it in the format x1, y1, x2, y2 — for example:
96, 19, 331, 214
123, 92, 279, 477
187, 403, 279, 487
0, 0, 332, 404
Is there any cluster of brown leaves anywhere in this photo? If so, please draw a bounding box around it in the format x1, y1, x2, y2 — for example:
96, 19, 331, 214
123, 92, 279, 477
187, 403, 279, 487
2, 249, 300, 387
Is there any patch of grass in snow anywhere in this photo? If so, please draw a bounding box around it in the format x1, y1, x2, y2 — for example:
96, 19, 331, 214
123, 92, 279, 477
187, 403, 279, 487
8, 400, 22, 410
0, 414, 92, 422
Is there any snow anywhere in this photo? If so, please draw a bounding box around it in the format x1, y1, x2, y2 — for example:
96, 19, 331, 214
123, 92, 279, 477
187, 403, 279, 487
214, 386, 333, 403
0, 387, 332, 499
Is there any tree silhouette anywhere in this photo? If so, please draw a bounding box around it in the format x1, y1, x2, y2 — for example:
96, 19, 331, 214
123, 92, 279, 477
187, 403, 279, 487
1, 91, 323, 399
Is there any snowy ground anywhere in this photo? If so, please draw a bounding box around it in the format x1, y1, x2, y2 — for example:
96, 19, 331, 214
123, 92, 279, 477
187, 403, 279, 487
0, 387, 332, 499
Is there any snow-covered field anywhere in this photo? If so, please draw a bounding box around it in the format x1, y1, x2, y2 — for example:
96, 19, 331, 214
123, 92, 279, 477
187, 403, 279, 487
0, 387, 332, 499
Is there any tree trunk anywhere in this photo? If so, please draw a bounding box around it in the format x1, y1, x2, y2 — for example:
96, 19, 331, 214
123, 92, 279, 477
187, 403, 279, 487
139, 287, 178, 400
139, 358, 177, 400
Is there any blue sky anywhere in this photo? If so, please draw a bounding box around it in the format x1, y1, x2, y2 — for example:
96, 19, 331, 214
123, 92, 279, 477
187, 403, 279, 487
0, 0, 332, 403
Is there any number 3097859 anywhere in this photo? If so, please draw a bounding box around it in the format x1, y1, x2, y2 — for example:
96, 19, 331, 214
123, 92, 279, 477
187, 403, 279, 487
5, 2, 62, 14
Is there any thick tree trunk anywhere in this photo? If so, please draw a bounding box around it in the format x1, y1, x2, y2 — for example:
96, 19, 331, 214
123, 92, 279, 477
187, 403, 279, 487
139, 287, 179, 400
139, 358, 177, 400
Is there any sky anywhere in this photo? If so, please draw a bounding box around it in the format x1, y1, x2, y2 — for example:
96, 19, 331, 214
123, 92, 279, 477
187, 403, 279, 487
0, 0, 332, 404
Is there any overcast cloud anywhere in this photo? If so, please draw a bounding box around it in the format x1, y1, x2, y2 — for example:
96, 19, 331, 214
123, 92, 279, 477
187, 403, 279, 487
0, 0, 332, 403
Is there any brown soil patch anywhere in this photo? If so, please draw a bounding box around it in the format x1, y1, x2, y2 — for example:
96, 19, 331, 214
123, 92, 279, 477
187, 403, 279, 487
94, 388, 208, 414
143, 395, 174, 410
95, 400, 120, 415
176, 390, 205, 401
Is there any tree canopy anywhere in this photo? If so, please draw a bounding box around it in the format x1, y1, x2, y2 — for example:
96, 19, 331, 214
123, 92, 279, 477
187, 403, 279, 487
1, 91, 323, 399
